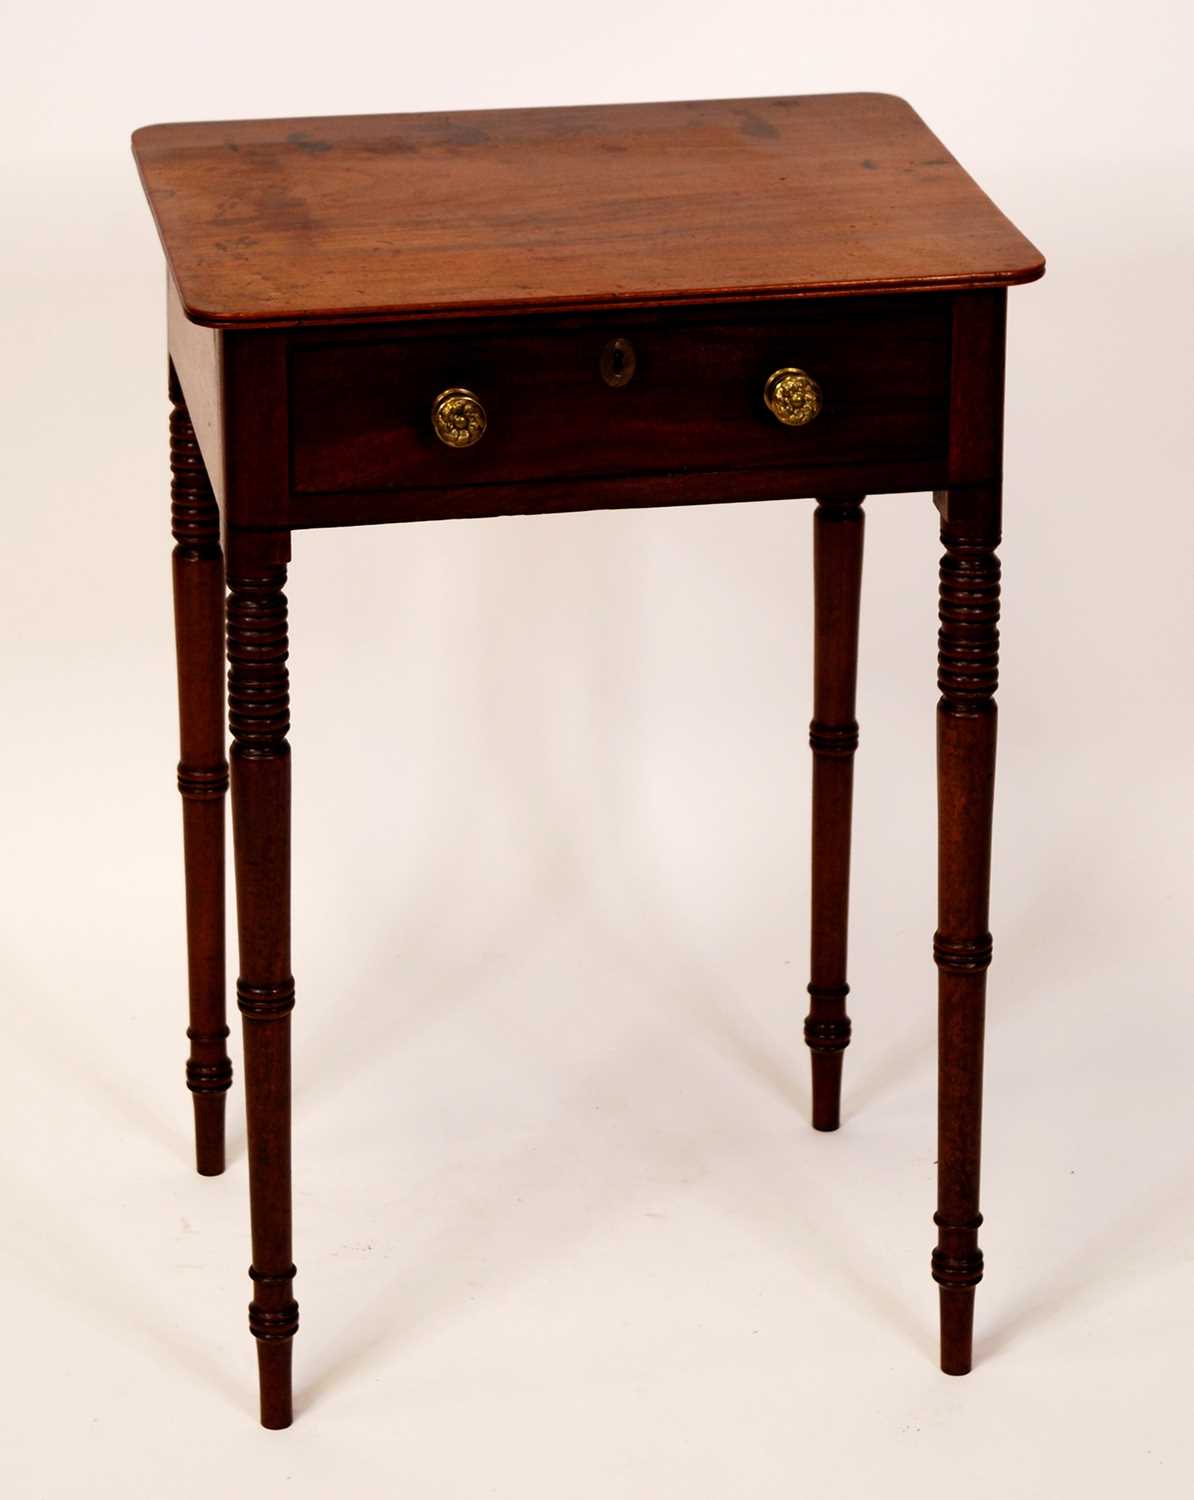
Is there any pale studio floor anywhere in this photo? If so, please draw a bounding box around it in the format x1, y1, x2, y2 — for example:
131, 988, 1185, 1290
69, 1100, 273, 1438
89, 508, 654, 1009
5, 127, 1194, 1500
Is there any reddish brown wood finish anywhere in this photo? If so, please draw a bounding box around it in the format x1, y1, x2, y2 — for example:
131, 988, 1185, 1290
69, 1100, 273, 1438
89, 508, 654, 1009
168, 278, 954, 534
132, 95, 1043, 329
804, 496, 865, 1131
930, 289, 1006, 1375
227, 549, 297, 1429
288, 296, 950, 499
139, 98, 1039, 1425
932, 485, 1000, 1375
288, 458, 940, 532
169, 368, 231, 1175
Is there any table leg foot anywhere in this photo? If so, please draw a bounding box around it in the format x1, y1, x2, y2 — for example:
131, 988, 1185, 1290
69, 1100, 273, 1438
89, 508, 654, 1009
938, 1286, 976, 1375
192, 1094, 227, 1177
808, 1048, 844, 1132
255, 1336, 295, 1429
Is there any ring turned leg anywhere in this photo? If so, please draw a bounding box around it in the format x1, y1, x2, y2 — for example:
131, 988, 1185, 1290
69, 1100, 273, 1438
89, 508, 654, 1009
804, 495, 865, 1131
932, 486, 1000, 1374
228, 557, 298, 1428
169, 367, 231, 1175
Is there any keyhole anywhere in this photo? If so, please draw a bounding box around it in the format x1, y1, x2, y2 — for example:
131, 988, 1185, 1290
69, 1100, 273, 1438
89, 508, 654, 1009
599, 337, 636, 387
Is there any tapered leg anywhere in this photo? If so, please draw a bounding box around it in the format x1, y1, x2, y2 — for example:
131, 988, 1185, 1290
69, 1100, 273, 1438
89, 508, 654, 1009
804, 495, 865, 1131
228, 558, 297, 1428
169, 367, 231, 1175
932, 486, 1000, 1375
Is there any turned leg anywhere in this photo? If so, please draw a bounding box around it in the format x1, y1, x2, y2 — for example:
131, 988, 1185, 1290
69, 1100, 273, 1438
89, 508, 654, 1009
169, 367, 231, 1175
804, 495, 865, 1131
228, 557, 297, 1428
932, 486, 1000, 1374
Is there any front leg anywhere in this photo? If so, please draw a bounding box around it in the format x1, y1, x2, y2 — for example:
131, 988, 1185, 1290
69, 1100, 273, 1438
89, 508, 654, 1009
227, 546, 298, 1428
932, 484, 1000, 1375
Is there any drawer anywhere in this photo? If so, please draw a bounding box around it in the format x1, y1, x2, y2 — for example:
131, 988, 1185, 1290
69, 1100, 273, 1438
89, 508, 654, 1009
289, 297, 951, 498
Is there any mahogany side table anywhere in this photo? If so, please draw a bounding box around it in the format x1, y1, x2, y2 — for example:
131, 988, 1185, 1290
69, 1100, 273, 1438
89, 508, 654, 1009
133, 94, 1044, 1427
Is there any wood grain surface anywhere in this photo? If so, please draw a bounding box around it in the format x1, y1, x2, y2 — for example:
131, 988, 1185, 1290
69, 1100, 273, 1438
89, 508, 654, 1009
133, 94, 1043, 327
140, 101, 1039, 1418
287, 295, 950, 497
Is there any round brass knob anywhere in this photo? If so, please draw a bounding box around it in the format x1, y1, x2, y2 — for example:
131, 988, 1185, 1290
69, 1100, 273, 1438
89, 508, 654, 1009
431, 387, 487, 448
763, 367, 822, 428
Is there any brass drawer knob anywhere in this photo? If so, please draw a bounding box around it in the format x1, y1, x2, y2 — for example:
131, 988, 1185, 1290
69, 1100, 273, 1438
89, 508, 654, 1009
431, 387, 487, 448
763, 367, 822, 427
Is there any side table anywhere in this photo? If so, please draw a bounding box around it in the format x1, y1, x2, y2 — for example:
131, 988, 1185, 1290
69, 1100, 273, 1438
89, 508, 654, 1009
133, 93, 1044, 1427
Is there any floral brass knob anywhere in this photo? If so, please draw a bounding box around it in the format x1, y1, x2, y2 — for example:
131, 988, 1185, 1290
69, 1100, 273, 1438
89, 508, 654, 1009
763, 367, 822, 428
431, 387, 487, 448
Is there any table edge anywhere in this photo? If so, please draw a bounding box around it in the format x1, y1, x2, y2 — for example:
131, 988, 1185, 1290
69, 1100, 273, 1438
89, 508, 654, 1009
161, 264, 1042, 332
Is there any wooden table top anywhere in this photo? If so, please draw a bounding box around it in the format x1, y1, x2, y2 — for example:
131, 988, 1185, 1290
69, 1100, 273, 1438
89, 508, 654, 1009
133, 93, 1043, 329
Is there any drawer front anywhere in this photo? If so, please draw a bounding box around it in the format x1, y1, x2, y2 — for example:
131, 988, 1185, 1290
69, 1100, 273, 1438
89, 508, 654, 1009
289, 298, 950, 498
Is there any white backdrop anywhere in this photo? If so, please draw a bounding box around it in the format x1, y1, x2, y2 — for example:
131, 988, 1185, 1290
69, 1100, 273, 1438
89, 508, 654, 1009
3, 3, 1193, 1494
